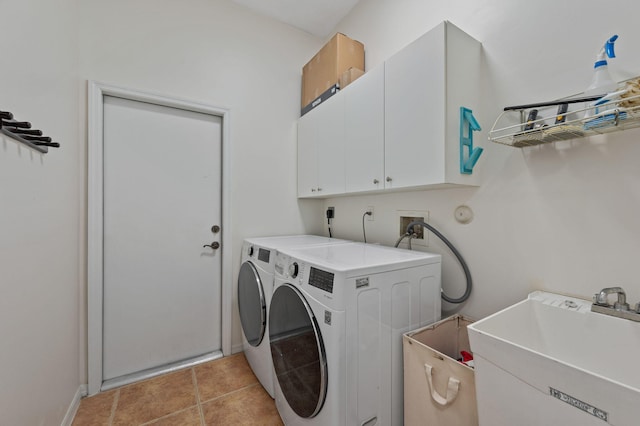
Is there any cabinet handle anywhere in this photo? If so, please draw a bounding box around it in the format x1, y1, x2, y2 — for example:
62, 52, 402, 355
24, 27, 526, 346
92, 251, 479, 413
373, 179, 379, 184
317, 187, 322, 192
386, 176, 392, 182
311, 188, 316, 192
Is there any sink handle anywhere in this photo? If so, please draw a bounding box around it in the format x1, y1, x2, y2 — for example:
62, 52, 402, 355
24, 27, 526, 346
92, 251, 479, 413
424, 364, 460, 406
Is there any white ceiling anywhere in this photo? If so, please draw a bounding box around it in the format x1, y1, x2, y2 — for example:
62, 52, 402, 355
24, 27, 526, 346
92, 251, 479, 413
231, 0, 361, 38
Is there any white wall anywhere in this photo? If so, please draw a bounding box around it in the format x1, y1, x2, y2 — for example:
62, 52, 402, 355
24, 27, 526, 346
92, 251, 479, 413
1, 0, 325, 423
0, 0, 81, 424
325, 0, 640, 318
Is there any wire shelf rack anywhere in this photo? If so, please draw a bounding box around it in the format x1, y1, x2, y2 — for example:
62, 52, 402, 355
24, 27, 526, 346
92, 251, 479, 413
489, 77, 640, 147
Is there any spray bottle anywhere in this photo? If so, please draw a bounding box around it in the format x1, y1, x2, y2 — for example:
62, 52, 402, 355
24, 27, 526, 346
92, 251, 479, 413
583, 35, 618, 118
585, 35, 619, 96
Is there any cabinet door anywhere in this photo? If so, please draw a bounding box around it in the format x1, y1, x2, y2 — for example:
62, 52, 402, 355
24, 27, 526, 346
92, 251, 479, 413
314, 93, 345, 197
345, 64, 385, 193
297, 112, 318, 198
297, 93, 345, 197
385, 22, 446, 189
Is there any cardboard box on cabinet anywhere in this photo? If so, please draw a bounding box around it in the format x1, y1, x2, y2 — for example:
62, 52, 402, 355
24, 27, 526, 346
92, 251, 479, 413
301, 33, 364, 110
339, 67, 365, 90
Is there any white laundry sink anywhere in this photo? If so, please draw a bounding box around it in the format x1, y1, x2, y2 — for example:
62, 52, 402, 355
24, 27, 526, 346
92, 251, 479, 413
468, 291, 640, 426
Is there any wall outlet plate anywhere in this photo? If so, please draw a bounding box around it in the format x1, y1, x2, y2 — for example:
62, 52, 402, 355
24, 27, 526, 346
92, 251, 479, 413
396, 210, 429, 247
327, 206, 335, 219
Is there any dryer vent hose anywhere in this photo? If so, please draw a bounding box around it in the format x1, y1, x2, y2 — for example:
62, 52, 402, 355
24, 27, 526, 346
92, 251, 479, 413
400, 221, 472, 304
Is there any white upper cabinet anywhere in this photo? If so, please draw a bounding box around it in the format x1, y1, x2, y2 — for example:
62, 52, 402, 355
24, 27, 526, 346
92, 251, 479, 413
385, 21, 481, 190
297, 21, 482, 198
345, 64, 385, 193
297, 93, 346, 198
297, 111, 318, 198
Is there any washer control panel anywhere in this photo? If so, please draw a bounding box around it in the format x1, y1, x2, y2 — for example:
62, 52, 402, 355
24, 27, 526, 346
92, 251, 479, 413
275, 252, 334, 294
309, 267, 334, 294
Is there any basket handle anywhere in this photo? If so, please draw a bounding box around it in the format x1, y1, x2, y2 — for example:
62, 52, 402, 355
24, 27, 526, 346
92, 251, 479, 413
424, 364, 460, 406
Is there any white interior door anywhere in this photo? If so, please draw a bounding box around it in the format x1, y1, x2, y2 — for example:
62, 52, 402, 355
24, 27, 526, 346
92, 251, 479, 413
102, 95, 222, 382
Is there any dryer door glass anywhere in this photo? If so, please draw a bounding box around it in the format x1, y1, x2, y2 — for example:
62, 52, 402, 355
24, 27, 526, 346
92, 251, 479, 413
237, 261, 266, 346
269, 284, 327, 418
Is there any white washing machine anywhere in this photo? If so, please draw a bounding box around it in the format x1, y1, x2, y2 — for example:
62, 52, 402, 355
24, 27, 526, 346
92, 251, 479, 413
269, 242, 442, 425
238, 235, 350, 398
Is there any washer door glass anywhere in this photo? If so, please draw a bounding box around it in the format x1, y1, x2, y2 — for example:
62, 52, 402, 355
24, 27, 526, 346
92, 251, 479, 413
237, 261, 266, 346
269, 284, 327, 418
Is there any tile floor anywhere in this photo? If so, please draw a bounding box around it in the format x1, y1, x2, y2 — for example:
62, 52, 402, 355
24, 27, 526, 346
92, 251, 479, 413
72, 353, 283, 426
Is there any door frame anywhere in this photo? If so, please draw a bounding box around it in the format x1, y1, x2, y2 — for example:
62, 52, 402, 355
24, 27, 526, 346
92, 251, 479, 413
87, 81, 232, 395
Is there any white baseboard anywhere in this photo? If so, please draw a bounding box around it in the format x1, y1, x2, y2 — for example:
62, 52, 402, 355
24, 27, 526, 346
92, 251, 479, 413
61, 384, 88, 426
231, 342, 244, 354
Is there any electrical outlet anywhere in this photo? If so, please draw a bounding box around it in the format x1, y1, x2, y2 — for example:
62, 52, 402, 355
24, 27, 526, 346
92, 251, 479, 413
327, 206, 335, 219
366, 206, 375, 221
396, 210, 429, 247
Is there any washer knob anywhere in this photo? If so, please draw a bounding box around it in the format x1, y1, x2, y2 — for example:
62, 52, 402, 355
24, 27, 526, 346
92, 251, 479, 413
247, 245, 254, 257
289, 262, 299, 278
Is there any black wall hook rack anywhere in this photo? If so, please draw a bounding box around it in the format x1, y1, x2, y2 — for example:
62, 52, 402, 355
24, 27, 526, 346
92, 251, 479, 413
0, 109, 60, 153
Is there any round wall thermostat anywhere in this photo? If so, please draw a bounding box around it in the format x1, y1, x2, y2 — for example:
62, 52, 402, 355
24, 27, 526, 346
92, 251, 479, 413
454, 205, 474, 224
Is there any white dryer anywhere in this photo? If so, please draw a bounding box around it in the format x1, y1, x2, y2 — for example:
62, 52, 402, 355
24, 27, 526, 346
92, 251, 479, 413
238, 235, 349, 398
269, 242, 442, 425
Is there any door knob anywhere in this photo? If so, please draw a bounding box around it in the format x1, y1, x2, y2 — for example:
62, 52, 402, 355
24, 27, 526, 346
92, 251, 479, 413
211, 225, 220, 233
203, 241, 220, 250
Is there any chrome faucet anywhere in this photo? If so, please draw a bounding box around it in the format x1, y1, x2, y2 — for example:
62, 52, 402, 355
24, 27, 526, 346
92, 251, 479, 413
591, 286, 640, 322
594, 287, 629, 311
